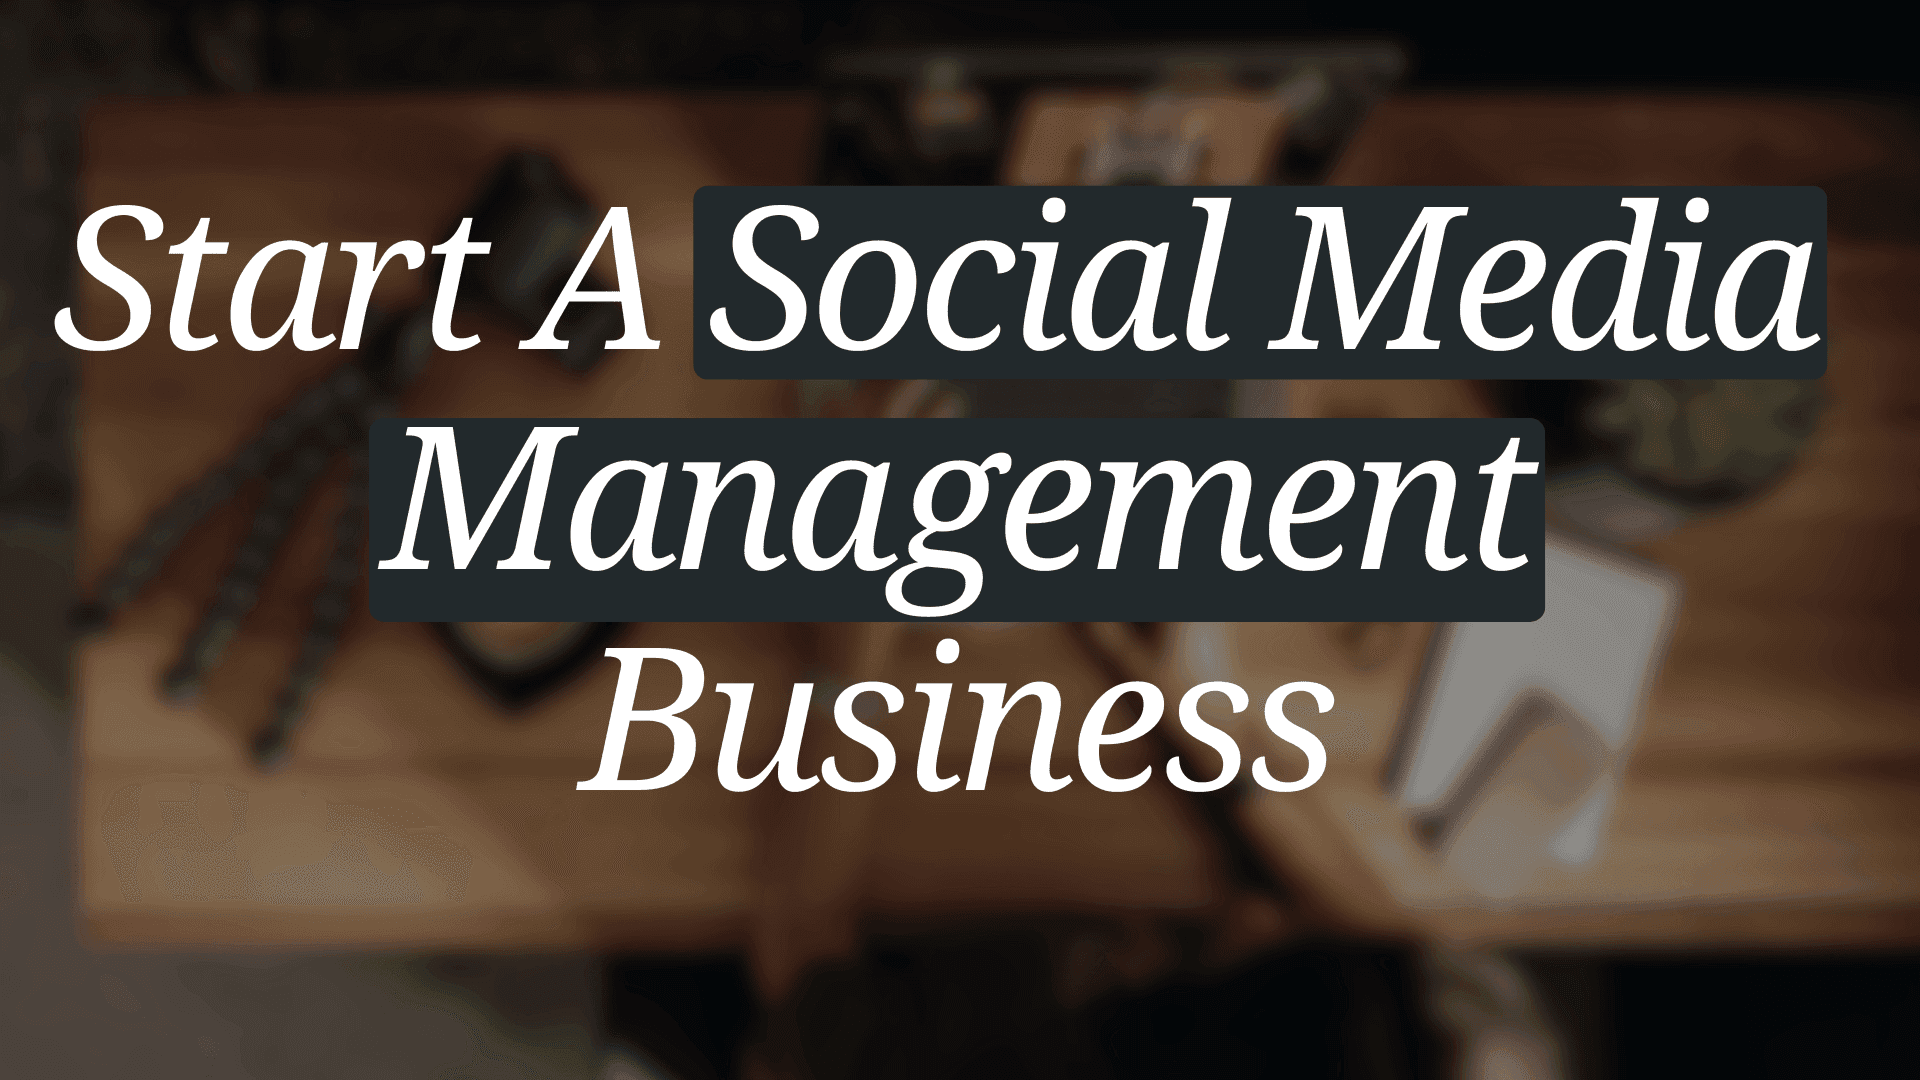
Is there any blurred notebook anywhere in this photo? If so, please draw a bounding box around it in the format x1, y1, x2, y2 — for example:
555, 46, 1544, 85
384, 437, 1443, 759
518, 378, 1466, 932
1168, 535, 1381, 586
1386, 532, 1680, 899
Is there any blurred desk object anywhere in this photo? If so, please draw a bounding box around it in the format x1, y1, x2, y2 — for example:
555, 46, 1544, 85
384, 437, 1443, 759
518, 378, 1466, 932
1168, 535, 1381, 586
75, 94, 1223, 949
820, 41, 1401, 186
1224, 95, 1920, 948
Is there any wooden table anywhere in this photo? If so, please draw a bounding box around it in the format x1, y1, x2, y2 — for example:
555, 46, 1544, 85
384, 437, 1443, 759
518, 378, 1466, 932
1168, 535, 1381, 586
77, 90, 1920, 958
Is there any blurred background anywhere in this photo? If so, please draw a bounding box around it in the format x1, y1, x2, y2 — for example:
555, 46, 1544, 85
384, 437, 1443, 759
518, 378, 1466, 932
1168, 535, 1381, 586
4, 3, 1918, 1078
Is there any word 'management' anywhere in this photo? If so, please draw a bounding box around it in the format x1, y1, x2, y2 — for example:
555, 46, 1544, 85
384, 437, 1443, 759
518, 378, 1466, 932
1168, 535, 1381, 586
694, 186, 1825, 379
369, 418, 1544, 623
